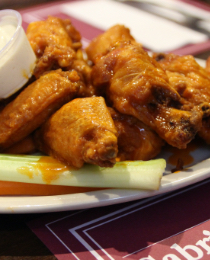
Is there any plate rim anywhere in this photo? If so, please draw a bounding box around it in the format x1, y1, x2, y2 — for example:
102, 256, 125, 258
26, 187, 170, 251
1, 157, 210, 213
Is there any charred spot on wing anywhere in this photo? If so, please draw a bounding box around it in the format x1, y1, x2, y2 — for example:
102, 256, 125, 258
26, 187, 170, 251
154, 53, 166, 62
185, 127, 197, 138
151, 85, 179, 106
180, 118, 197, 134
168, 99, 182, 109
169, 121, 176, 129
151, 86, 167, 105
201, 102, 210, 118
147, 102, 158, 113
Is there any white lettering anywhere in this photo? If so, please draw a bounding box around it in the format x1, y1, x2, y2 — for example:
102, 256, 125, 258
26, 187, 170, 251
139, 256, 155, 260
196, 230, 210, 254
139, 229, 210, 260
171, 243, 203, 260
163, 254, 181, 260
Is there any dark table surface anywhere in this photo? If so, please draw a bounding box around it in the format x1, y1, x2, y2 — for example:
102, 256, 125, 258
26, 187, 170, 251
1, 0, 210, 259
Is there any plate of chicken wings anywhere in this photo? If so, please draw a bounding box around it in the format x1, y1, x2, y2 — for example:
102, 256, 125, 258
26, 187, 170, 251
0, 16, 210, 213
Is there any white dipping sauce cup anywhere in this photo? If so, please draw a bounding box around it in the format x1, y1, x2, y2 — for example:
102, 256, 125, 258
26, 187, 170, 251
0, 9, 36, 99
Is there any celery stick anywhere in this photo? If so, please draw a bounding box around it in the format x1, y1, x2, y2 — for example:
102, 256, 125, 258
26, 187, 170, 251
0, 154, 166, 190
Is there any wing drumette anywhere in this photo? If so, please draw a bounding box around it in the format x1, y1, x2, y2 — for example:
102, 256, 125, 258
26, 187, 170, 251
34, 97, 118, 168
27, 16, 96, 97
86, 24, 136, 65
0, 69, 79, 151
90, 42, 203, 149
26, 16, 82, 78
153, 53, 210, 143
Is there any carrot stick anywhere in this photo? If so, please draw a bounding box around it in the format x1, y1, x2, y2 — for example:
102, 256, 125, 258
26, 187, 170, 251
0, 181, 103, 196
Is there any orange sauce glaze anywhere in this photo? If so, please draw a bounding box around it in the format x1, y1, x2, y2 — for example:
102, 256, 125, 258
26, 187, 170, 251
165, 138, 204, 167
17, 156, 73, 184
14, 156, 103, 196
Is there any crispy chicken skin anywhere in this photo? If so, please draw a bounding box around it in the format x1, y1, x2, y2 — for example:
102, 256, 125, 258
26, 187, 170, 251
0, 70, 80, 151
32, 45, 76, 79
86, 24, 136, 64
26, 16, 82, 78
26, 16, 81, 56
154, 53, 210, 143
67, 59, 97, 97
34, 97, 118, 168
91, 42, 203, 149
27, 16, 95, 96
153, 53, 210, 108
109, 108, 164, 161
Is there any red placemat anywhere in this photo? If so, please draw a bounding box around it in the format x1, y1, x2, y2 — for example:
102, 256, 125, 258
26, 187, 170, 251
28, 178, 210, 259
18, 0, 210, 55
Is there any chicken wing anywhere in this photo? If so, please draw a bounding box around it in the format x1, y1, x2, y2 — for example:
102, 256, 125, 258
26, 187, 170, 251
34, 97, 118, 168
0, 69, 80, 150
86, 24, 136, 64
26, 16, 82, 78
32, 45, 76, 79
27, 16, 81, 56
153, 53, 210, 143
91, 42, 203, 149
109, 107, 164, 161
67, 59, 97, 97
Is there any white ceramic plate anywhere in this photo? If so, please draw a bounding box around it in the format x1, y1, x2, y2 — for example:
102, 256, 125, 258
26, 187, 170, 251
1, 138, 210, 214
1, 58, 210, 214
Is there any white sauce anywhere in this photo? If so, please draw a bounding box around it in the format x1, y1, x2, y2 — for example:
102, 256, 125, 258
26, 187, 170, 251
0, 11, 36, 99
0, 22, 16, 50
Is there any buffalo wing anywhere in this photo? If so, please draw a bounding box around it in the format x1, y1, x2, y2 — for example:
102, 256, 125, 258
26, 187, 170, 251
34, 97, 118, 168
86, 24, 136, 64
91, 42, 203, 149
0, 70, 79, 151
26, 16, 82, 78
154, 53, 210, 143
